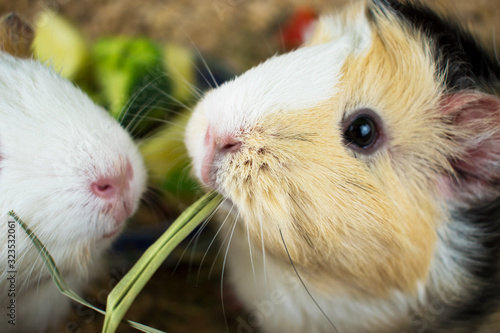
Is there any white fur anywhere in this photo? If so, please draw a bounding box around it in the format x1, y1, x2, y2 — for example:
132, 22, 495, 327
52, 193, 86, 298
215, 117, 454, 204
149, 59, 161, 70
0, 52, 147, 332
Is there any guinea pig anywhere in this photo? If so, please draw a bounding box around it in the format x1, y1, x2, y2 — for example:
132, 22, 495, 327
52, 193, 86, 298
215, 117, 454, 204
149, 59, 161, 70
0, 14, 147, 333
185, 0, 500, 332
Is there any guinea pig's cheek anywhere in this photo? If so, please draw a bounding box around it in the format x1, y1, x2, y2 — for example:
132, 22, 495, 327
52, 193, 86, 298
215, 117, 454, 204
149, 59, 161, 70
185, 108, 211, 181
224, 141, 434, 294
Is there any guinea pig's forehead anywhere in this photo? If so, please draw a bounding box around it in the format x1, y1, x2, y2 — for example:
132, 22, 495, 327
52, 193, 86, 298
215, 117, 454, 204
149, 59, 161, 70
202, 40, 360, 127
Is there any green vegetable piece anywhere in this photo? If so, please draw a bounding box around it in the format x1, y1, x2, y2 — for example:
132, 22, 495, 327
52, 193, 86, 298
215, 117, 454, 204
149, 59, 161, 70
32, 10, 89, 80
92, 37, 171, 133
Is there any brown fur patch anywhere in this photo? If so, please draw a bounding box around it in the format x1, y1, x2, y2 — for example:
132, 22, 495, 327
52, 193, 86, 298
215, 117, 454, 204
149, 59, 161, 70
0, 13, 33, 58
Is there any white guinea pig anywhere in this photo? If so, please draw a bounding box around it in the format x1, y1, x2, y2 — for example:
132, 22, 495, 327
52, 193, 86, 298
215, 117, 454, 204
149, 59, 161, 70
186, 0, 500, 332
0, 16, 147, 333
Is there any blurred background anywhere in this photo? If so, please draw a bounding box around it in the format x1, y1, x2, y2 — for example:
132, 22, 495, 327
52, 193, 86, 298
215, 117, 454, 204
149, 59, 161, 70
3, 0, 500, 71
0, 0, 499, 332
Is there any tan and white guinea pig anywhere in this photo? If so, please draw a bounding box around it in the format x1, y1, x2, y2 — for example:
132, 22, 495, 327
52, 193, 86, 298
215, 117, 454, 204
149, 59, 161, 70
186, 0, 500, 332
0, 13, 147, 333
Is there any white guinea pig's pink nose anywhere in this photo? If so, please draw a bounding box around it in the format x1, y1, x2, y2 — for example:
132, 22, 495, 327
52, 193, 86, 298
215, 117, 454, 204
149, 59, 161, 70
201, 126, 242, 184
92, 178, 125, 198
91, 160, 134, 198
91, 159, 136, 223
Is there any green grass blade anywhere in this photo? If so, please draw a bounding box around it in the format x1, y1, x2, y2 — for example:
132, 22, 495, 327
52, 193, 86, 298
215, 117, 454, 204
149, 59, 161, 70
9, 211, 68, 290
102, 192, 223, 333
8, 211, 166, 333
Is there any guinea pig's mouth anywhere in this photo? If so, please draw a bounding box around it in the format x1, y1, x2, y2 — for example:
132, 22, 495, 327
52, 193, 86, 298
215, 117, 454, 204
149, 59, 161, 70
99, 217, 127, 240
103, 225, 123, 239
208, 182, 233, 203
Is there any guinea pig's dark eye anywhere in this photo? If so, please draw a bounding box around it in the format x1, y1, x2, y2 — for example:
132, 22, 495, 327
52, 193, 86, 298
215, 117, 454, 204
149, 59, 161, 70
342, 109, 383, 154
346, 116, 376, 147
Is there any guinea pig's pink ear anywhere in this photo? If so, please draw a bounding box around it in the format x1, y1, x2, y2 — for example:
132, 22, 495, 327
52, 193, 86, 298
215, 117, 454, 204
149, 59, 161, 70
0, 13, 34, 58
440, 92, 500, 201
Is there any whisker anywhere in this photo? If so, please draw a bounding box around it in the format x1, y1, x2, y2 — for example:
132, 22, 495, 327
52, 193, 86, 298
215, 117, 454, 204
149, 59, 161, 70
173, 162, 198, 199
279, 228, 340, 333
150, 82, 195, 111
161, 68, 205, 99
187, 57, 214, 90
125, 114, 187, 129
186, 37, 219, 89
207, 202, 235, 279
118, 74, 164, 126
220, 210, 240, 333
240, 211, 258, 286
170, 216, 210, 277
168, 195, 223, 277
147, 105, 191, 118
179, 162, 197, 185
196, 198, 230, 284
127, 99, 157, 135
197, 51, 219, 89
258, 215, 267, 285
187, 214, 213, 279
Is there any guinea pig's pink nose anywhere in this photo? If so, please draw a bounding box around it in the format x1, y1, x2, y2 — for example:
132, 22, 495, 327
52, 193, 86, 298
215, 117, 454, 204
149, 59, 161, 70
201, 126, 242, 184
91, 160, 134, 199
92, 178, 119, 198
220, 139, 242, 153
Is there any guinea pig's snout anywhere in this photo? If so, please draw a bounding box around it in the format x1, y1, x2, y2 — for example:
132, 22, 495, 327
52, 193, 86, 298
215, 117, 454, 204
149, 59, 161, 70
201, 126, 242, 184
